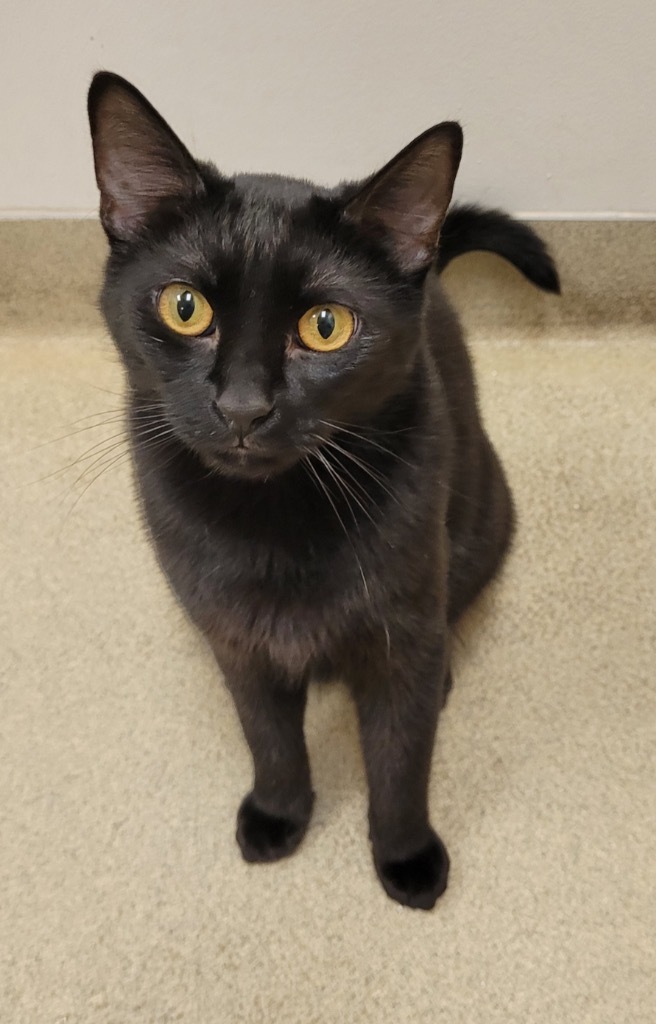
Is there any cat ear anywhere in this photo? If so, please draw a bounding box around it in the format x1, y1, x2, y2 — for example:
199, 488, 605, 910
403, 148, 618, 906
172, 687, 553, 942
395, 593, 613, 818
344, 123, 463, 274
88, 72, 206, 243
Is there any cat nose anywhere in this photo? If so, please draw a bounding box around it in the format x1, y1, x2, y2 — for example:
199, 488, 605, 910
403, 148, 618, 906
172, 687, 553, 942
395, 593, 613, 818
213, 394, 274, 437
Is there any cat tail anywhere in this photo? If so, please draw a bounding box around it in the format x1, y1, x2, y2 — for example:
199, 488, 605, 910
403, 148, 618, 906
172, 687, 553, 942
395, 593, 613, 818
437, 204, 560, 294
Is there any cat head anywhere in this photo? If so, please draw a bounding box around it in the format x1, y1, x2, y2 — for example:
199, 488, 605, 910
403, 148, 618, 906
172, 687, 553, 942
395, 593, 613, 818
88, 72, 462, 480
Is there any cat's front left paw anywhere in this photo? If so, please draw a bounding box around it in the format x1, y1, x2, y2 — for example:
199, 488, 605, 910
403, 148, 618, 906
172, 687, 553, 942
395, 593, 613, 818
236, 793, 311, 863
374, 832, 450, 910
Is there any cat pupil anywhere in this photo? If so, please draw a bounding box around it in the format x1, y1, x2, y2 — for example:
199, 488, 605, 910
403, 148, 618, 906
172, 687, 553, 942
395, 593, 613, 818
317, 309, 335, 339
177, 292, 195, 322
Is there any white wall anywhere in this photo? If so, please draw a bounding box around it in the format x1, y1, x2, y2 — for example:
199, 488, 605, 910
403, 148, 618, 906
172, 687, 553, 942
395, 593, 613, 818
2, 0, 655, 218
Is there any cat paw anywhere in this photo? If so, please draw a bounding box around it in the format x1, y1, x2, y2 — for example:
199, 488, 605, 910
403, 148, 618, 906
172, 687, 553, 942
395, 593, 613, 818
236, 794, 311, 863
374, 833, 450, 910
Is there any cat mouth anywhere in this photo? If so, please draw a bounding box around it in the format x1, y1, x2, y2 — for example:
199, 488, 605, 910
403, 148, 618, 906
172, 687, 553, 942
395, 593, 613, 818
210, 445, 300, 479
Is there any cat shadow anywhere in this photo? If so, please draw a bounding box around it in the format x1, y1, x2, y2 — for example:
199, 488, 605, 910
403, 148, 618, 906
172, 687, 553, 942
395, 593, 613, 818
435, 580, 517, 845
304, 681, 366, 828
298, 583, 510, 840
451, 585, 498, 665
184, 581, 513, 856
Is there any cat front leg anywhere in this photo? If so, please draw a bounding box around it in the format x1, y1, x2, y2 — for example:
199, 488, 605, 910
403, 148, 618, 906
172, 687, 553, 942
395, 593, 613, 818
346, 629, 450, 910
214, 648, 314, 864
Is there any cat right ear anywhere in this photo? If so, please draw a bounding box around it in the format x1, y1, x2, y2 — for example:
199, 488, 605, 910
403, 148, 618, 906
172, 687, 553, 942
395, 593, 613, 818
343, 122, 463, 275
88, 72, 206, 243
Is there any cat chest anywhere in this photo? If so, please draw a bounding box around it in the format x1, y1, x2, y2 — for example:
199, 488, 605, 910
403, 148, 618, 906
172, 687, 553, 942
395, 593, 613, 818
182, 533, 366, 674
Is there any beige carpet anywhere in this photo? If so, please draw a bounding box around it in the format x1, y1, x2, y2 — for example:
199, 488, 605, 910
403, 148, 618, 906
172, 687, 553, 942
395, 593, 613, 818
1, 225, 655, 1022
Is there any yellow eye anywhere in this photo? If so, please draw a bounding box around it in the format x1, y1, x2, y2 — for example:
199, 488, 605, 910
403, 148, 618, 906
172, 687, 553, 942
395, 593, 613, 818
297, 304, 355, 352
158, 283, 214, 336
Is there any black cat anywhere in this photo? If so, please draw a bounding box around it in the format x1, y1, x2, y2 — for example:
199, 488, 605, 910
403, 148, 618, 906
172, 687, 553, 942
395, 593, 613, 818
88, 72, 558, 910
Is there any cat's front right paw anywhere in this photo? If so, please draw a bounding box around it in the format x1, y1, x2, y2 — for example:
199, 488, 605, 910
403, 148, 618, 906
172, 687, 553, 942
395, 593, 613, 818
374, 832, 450, 910
236, 793, 312, 863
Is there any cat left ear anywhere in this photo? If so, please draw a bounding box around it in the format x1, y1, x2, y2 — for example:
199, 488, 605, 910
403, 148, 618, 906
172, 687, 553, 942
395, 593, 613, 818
344, 122, 463, 275
88, 72, 206, 243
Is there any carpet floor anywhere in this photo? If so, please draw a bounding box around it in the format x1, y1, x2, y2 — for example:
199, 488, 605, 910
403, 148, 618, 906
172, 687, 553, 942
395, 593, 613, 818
1, 257, 654, 1022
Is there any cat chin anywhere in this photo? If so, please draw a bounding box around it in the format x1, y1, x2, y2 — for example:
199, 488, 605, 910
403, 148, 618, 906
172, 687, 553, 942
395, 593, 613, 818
204, 447, 301, 481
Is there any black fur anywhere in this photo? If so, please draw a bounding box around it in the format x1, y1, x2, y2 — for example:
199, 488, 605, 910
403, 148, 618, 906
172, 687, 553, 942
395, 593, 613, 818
88, 72, 558, 910
438, 203, 561, 293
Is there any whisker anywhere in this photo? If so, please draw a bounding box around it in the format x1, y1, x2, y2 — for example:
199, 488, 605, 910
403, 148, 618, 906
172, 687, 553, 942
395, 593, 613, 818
301, 455, 370, 599
65, 401, 164, 427
326, 418, 419, 439
317, 436, 403, 510
65, 440, 132, 491
52, 421, 174, 495
28, 432, 131, 485
56, 450, 133, 530
80, 382, 127, 399
29, 417, 127, 452
33, 416, 172, 487
318, 424, 479, 508
54, 428, 178, 527
313, 449, 372, 529
318, 436, 388, 486
319, 419, 416, 467
314, 448, 380, 530
28, 406, 166, 460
